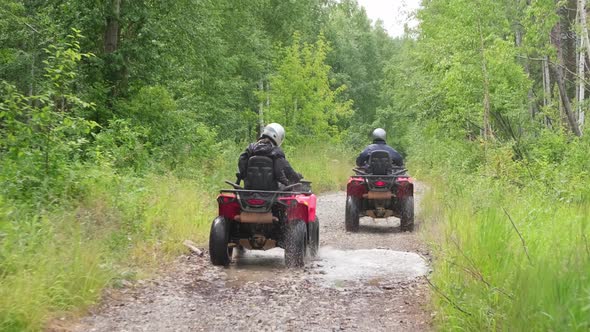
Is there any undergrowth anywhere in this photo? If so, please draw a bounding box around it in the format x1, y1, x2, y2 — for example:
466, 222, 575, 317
0, 143, 353, 331
412, 134, 590, 331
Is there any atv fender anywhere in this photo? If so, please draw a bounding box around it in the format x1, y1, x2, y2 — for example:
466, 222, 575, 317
347, 177, 367, 198
280, 194, 317, 222
396, 177, 414, 198
217, 193, 240, 220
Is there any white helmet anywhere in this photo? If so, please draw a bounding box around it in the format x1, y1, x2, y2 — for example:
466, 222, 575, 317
372, 128, 386, 141
261, 123, 285, 146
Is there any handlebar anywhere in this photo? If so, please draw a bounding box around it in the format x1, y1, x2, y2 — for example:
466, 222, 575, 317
353, 167, 408, 176
352, 167, 368, 175
224, 180, 244, 189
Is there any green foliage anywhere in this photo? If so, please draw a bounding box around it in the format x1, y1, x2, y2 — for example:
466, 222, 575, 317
414, 137, 590, 331
0, 31, 97, 202
323, 1, 397, 142
265, 33, 353, 143
90, 118, 151, 171
376, 0, 590, 330
0, 1, 387, 330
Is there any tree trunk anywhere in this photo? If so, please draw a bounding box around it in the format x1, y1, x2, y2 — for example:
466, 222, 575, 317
578, 36, 585, 122
552, 20, 583, 136
515, 13, 538, 119
266, 81, 270, 119
580, 0, 590, 62
554, 61, 583, 136
104, 0, 121, 53
543, 55, 552, 107
542, 55, 553, 127
29, 35, 35, 103
477, 18, 493, 140
579, 0, 588, 133
258, 80, 264, 135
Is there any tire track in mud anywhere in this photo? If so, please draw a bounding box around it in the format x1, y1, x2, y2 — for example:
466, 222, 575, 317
71, 184, 432, 332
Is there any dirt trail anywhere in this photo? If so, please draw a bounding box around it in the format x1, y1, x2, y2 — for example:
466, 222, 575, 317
71, 184, 432, 332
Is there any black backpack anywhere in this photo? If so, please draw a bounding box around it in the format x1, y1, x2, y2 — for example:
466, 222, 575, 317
244, 155, 278, 191
368, 150, 392, 175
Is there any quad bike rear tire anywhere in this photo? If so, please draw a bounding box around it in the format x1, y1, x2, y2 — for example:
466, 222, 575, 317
209, 216, 233, 266
345, 195, 360, 232
285, 220, 307, 268
308, 217, 320, 258
400, 196, 414, 232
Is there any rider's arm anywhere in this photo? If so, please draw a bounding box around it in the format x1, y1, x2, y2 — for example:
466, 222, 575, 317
356, 148, 370, 167
237, 146, 252, 181
391, 151, 404, 167
275, 157, 302, 185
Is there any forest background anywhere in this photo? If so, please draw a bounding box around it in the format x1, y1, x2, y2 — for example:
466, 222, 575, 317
1, 0, 590, 331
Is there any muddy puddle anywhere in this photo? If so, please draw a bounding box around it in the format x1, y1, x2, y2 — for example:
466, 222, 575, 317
224, 247, 428, 288
224, 248, 288, 287
314, 247, 429, 287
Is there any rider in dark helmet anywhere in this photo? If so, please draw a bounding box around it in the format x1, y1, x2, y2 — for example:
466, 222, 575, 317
238, 123, 302, 187
356, 128, 404, 170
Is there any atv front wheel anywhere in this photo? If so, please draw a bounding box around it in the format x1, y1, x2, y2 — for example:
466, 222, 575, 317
308, 217, 320, 258
209, 216, 233, 266
345, 195, 360, 232
285, 220, 307, 268
400, 196, 414, 232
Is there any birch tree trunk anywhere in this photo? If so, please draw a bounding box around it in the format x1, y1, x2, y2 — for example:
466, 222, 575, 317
579, 0, 588, 133
578, 37, 585, 123
580, 0, 590, 61
551, 21, 583, 136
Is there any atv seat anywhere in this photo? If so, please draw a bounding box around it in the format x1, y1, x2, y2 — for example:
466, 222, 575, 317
368, 150, 392, 175
244, 156, 278, 191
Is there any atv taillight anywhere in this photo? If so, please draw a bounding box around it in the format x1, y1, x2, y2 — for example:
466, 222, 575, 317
374, 180, 386, 187
246, 199, 266, 206
218, 195, 236, 204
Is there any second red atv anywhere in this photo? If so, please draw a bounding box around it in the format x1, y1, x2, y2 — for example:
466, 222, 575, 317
345, 150, 414, 232
209, 155, 319, 268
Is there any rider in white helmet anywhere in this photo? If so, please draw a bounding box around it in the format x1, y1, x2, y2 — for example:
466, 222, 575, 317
238, 123, 302, 186
356, 128, 404, 169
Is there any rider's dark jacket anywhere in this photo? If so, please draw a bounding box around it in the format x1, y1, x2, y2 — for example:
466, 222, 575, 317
356, 139, 404, 168
238, 138, 302, 186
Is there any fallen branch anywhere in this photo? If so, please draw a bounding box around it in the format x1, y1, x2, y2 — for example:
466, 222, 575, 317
424, 276, 472, 317
583, 233, 590, 257
502, 207, 533, 265
183, 240, 204, 256
450, 238, 513, 299
449, 261, 513, 300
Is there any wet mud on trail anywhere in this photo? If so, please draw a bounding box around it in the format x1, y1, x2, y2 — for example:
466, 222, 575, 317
71, 184, 432, 332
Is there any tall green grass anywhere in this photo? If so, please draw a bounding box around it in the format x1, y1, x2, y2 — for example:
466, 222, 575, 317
0, 143, 353, 331
412, 139, 590, 331
0, 171, 213, 331
288, 143, 354, 192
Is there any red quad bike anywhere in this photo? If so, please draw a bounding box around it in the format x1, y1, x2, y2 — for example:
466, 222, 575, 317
345, 150, 414, 232
209, 155, 319, 268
